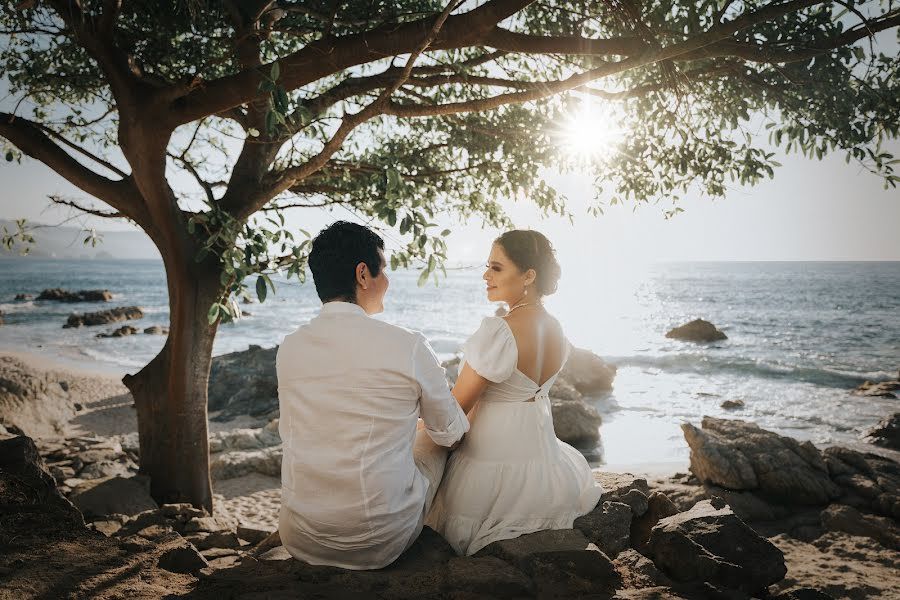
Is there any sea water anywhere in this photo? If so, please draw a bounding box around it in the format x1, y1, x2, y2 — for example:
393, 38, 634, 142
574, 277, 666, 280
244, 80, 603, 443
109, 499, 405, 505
1, 259, 898, 470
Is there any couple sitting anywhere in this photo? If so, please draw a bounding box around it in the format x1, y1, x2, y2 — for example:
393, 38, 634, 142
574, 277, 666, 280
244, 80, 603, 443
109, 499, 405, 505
276, 221, 602, 570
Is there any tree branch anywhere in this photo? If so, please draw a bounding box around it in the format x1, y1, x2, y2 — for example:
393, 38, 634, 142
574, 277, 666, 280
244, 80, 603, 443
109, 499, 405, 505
0, 112, 146, 223
49, 194, 125, 219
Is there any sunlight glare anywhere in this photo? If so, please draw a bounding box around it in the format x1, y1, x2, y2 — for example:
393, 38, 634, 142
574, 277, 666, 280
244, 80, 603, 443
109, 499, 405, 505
558, 100, 625, 160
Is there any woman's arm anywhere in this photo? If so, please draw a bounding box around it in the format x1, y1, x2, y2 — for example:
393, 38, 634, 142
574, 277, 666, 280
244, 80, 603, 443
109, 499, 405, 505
452, 362, 491, 418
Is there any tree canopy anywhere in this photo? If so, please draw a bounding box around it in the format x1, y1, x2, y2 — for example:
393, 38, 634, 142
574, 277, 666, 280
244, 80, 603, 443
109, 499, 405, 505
1, 0, 898, 508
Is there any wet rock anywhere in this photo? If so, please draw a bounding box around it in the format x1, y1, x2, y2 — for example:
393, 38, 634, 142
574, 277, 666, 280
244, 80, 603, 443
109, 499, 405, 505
820, 503, 900, 550
865, 412, 900, 450
69, 475, 158, 518
96, 325, 140, 338
64, 306, 143, 328
559, 347, 617, 394
681, 417, 840, 505
720, 399, 744, 410
14, 293, 31, 301
574, 500, 632, 557
631, 491, 680, 553
37, 288, 113, 302
550, 396, 602, 445
158, 544, 209, 573
0, 356, 76, 438
646, 499, 786, 595
666, 319, 727, 343
852, 380, 900, 399
143, 325, 169, 335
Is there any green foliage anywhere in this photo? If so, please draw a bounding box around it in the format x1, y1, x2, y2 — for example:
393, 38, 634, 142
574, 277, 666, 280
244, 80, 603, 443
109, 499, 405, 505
1, 219, 35, 255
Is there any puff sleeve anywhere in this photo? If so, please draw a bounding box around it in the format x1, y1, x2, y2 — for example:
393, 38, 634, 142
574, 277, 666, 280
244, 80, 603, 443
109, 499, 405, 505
461, 317, 518, 383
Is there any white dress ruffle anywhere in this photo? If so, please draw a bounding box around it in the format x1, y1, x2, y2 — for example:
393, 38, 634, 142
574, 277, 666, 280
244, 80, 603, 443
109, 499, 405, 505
427, 317, 603, 556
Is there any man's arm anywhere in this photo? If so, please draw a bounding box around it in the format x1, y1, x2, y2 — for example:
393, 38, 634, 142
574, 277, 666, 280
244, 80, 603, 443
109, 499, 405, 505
412, 334, 469, 447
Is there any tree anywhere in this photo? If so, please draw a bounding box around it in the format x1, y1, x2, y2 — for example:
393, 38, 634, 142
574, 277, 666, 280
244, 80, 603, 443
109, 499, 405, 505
1, 0, 897, 510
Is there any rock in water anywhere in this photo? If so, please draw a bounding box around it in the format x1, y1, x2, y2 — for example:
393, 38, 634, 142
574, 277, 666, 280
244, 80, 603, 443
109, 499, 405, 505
681, 417, 840, 505
665, 319, 727, 342
63, 306, 144, 328
143, 325, 169, 335
96, 325, 140, 338
550, 397, 602, 445
851, 380, 900, 399
558, 347, 617, 394
37, 288, 113, 302
646, 499, 786, 594
865, 413, 900, 449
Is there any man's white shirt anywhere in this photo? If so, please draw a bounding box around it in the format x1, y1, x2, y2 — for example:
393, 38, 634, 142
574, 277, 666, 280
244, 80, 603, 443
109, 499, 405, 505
276, 301, 469, 569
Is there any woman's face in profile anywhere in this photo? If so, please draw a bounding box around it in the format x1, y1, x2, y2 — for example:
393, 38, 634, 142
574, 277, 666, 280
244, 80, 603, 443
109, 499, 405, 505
483, 243, 526, 305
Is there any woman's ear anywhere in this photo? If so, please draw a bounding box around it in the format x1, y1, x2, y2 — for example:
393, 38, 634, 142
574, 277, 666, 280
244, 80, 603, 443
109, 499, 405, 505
524, 268, 537, 287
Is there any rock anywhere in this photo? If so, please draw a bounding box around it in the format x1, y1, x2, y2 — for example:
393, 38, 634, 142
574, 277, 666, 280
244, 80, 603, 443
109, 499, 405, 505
237, 525, 273, 545
822, 446, 900, 520
666, 319, 727, 343
770, 589, 836, 600
646, 499, 787, 595
573, 500, 633, 557
851, 380, 900, 399
720, 399, 744, 410
447, 556, 534, 596
630, 491, 680, 553
194, 531, 242, 550
158, 544, 209, 573
208, 426, 280, 453
96, 325, 140, 338
820, 503, 900, 550
63, 306, 143, 328
558, 347, 617, 394
257, 545, 292, 561
78, 458, 136, 479
478, 528, 618, 593
208, 345, 278, 419
210, 446, 282, 480
241, 310, 252, 317
14, 293, 31, 300
69, 475, 158, 518
184, 515, 230, 533
143, 325, 169, 335
0, 356, 76, 438
614, 548, 673, 589
160, 503, 207, 521
681, 417, 840, 505
37, 288, 113, 302
596, 472, 651, 506
865, 412, 900, 450
550, 396, 602, 445
89, 519, 124, 536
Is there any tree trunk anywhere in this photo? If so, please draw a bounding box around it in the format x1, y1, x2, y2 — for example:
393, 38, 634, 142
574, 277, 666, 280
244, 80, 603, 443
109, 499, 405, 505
122, 250, 223, 512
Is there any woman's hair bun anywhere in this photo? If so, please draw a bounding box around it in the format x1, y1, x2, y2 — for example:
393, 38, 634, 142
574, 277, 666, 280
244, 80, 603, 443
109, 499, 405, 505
494, 230, 561, 296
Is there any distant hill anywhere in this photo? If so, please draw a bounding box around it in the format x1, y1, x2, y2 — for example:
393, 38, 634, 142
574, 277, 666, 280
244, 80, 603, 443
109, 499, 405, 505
0, 220, 160, 260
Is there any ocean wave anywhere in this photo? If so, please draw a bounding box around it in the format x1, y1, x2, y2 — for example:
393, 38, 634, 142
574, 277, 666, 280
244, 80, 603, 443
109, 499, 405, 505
0, 301, 36, 313
607, 354, 890, 388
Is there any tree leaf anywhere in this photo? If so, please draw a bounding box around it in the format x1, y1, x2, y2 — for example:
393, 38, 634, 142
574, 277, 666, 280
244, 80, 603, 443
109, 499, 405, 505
417, 268, 430, 287
256, 275, 267, 302
270, 61, 280, 81
207, 303, 220, 324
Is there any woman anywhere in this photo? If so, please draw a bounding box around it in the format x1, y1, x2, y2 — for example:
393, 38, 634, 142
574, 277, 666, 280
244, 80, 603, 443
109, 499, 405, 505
426, 230, 603, 556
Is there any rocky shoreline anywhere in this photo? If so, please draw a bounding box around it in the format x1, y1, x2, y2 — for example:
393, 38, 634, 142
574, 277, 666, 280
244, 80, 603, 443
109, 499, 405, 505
1, 353, 899, 599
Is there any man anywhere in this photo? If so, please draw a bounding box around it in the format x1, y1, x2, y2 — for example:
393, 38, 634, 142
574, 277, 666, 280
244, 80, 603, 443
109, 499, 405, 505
277, 221, 468, 570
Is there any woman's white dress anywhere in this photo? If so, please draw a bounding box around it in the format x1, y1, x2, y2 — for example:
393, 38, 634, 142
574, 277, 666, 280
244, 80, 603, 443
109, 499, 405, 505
426, 317, 604, 556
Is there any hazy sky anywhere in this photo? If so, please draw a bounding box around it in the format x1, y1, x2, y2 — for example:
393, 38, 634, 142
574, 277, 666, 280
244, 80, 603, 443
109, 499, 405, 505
2, 138, 898, 267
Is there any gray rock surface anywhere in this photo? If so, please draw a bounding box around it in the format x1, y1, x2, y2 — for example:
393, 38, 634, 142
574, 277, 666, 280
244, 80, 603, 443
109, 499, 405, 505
573, 500, 633, 557
63, 306, 143, 328
158, 544, 209, 573
822, 446, 900, 520
208, 344, 278, 419
630, 491, 680, 553
820, 503, 900, 550
0, 356, 76, 437
558, 347, 617, 394
210, 445, 282, 480
550, 396, 603, 445
96, 325, 140, 338
865, 412, 900, 449
69, 475, 158, 517
647, 499, 787, 595
665, 319, 727, 343
144, 324, 169, 335
851, 379, 900, 399
682, 417, 840, 505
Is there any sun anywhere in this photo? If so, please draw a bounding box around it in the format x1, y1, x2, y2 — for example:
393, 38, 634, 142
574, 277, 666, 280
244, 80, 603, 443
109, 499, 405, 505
557, 101, 625, 160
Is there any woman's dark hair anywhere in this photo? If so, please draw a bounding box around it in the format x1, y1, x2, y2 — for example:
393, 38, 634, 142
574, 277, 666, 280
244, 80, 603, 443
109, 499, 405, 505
494, 230, 561, 296
308, 221, 384, 302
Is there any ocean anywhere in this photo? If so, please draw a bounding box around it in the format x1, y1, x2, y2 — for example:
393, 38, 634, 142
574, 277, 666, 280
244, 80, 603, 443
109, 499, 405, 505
1, 259, 898, 470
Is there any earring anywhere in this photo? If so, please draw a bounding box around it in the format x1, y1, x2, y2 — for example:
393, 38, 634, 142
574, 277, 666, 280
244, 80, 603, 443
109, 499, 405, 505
524, 288, 528, 297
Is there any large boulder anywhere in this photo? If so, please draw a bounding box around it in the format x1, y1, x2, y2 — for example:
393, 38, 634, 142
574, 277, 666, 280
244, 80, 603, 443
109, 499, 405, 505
665, 319, 727, 343
63, 306, 143, 328
646, 499, 787, 595
37, 288, 113, 302
208, 344, 278, 419
574, 500, 633, 557
822, 446, 900, 520
558, 347, 617, 394
550, 396, 602, 446
681, 417, 840, 505
865, 412, 900, 449
820, 504, 900, 551
0, 356, 76, 437
69, 475, 158, 518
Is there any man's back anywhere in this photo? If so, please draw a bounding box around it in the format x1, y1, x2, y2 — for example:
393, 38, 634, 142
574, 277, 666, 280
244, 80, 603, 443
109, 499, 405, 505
277, 301, 466, 569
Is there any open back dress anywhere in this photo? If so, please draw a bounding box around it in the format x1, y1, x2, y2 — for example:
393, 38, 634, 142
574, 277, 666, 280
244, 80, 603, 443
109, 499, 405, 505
426, 316, 603, 556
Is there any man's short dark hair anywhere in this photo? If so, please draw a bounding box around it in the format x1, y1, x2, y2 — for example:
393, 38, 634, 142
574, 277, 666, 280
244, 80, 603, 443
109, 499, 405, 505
308, 221, 385, 303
